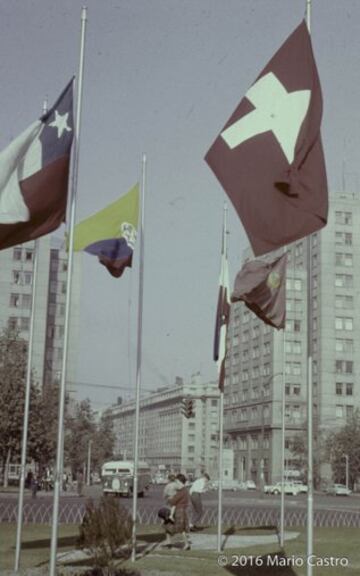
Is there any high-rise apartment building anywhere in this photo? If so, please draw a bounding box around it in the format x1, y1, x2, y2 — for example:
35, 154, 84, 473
108, 373, 220, 478
0, 235, 81, 390
223, 192, 359, 485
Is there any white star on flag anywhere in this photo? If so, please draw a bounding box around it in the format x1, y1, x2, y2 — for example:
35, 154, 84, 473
49, 110, 72, 138
221, 72, 310, 164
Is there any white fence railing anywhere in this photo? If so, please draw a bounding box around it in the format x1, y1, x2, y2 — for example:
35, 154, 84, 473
1, 502, 360, 529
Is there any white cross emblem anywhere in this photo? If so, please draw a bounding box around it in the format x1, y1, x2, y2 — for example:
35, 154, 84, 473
221, 72, 310, 164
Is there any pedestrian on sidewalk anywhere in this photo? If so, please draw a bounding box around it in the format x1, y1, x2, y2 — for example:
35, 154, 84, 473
163, 473, 191, 550
189, 472, 210, 530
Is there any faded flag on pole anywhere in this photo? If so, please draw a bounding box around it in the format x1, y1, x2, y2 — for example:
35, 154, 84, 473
73, 184, 139, 278
231, 253, 287, 329
0, 79, 74, 250
205, 20, 328, 256
214, 227, 231, 391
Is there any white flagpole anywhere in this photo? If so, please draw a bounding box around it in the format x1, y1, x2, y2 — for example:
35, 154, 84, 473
131, 154, 146, 562
14, 242, 39, 572
279, 325, 286, 547
49, 7, 87, 576
217, 203, 227, 553
14, 97, 48, 572
305, 3, 314, 575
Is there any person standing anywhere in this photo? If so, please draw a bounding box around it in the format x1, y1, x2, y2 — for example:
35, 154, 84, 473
76, 470, 84, 497
163, 474, 191, 550
189, 472, 210, 530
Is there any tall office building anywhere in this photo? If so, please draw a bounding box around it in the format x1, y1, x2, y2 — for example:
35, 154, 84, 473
223, 191, 359, 485
108, 373, 220, 478
0, 235, 81, 390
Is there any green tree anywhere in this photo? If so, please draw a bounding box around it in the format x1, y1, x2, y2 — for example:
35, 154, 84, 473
65, 398, 96, 475
290, 427, 325, 488
324, 410, 360, 488
0, 329, 33, 481
91, 410, 116, 473
0, 328, 63, 483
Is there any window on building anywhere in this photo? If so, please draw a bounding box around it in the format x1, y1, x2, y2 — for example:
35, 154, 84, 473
336, 383, 343, 396
293, 385, 301, 396
335, 295, 353, 309
285, 384, 291, 395
335, 211, 352, 225
335, 360, 353, 374
346, 383, 353, 396
335, 317, 353, 331
335, 274, 353, 288
22, 295, 31, 309
24, 272, 32, 285
251, 435, 258, 449
335, 339, 353, 353
346, 405, 354, 420
10, 293, 20, 307
188, 446, 195, 453
13, 248, 22, 261
12, 271, 21, 284
25, 249, 33, 261
211, 399, 218, 407
8, 317, 17, 330
20, 317, 30, 331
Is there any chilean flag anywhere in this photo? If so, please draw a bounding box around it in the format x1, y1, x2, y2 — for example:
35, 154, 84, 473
0, 78, 74, 250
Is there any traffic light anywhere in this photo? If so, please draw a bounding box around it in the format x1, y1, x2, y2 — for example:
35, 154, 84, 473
181, 397, 195, 419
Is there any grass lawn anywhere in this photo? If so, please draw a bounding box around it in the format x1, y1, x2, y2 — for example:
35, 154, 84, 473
0, 523, 79, 571
0, 524, 359, 575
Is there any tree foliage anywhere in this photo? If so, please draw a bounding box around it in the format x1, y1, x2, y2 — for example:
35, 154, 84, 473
324, 410, 360, 488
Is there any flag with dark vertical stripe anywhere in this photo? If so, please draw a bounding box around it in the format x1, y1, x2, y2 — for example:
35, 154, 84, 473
214, 231, 230, 391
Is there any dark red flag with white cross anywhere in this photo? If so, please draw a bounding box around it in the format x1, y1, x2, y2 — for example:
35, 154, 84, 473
205, 20, 328, 256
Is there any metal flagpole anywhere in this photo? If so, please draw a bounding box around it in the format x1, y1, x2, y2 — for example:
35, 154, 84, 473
49, 7, 87, 576
279, 323, 286, 547
305, 2, 314, 575
217, 203, 227, 553
14, 97, 48, 572
131, 154, 146, 562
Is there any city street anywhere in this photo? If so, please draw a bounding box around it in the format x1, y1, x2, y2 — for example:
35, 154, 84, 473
1, 484, 360, 515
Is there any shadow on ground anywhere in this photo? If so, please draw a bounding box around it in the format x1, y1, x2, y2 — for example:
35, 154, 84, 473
16, 535, 78, 550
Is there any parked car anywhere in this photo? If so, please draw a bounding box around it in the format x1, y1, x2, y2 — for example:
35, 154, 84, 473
264, 481, 301, 496
292, 480, 308, 493
210, 479, 244, 491
244, 479, 257, 490
327, 483, 352, 496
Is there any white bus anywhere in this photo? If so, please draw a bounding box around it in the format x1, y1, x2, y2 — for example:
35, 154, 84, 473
101, 460, 151, 497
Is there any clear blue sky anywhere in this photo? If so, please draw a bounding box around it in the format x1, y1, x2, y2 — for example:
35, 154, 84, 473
1, 0, 359, 408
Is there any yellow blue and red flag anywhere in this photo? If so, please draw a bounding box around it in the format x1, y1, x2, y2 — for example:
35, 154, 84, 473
73, 183, 139, 277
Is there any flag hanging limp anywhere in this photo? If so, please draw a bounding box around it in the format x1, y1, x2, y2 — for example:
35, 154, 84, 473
205, 20, 328, 256
73, 184, 139, 278
231, 253, 287, 330
214, 236, 230, 391
0, 78, 74, 250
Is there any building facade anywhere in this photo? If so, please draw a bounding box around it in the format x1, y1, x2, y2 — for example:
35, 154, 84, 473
0, 235, 81, 390
108, 373, 220, 478
223, 192, 360, 485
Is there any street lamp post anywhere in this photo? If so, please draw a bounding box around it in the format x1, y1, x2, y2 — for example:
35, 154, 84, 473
87, 440, 93, 486
343, 454, 349, 489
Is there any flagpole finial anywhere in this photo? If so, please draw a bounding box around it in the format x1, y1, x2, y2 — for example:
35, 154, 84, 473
81, 6, 87, 20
